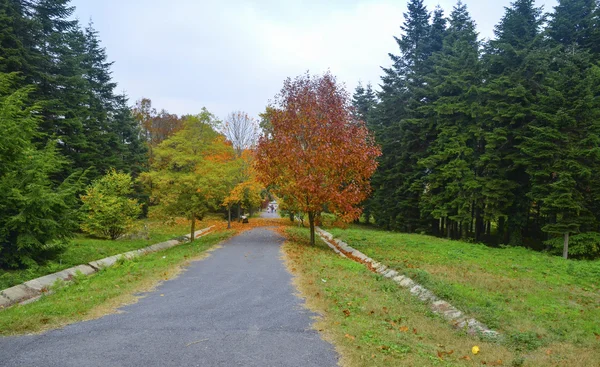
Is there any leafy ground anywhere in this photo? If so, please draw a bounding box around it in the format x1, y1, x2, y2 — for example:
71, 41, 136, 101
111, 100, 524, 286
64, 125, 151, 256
0, 230, 235, 335
305, 225, 600, 366
0, 219, 199, 290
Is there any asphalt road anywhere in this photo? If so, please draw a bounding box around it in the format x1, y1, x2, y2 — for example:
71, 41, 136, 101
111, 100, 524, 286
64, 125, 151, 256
0, 228, 338, 367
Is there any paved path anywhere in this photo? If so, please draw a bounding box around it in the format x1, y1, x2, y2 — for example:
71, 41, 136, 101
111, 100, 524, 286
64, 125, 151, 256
0, 228, 338, 367
260, 208, 279, 219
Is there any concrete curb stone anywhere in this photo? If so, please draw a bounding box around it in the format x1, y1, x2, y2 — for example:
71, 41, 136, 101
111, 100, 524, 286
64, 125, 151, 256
0, 225, 215, 309
316, 227, 501, 340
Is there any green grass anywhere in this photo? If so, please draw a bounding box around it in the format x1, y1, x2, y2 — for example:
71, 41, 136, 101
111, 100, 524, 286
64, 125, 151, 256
284, 227, 523, 366
321, 225, 600, 364
0, 230, 235, 335
0, 219, 201, 290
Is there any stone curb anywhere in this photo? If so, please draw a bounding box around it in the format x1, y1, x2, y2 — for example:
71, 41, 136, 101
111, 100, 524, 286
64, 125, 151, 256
315, 227, 500, 340
0, 226, 215, 310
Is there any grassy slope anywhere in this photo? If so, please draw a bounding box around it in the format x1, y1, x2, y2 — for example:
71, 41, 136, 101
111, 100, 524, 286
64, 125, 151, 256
320, 226, 600, 365
0, 220, 201, 289
0, 230, 234, 335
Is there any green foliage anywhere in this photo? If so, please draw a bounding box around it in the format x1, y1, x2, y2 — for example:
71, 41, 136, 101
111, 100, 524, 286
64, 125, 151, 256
545, 232, 600, 259
0, 72, 83, 269
363, 0, 600, 258
142, 109, 237, 236
80, 170, 141, 240
327, 226, 600, 356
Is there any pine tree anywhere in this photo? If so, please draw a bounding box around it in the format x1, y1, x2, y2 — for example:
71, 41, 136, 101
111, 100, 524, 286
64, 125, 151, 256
352, 82, 377, 123
419, 1, 482, 239
0, 0, 36, 82
0, 72, 82, 268
548, 0, 596, 51
369, 0, 436, 231
521, 49, 600, 258
481, 0, 546, 245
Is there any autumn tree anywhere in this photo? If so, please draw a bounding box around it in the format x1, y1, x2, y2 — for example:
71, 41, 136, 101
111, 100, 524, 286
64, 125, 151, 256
222, 169, 264, 227
255, 72, 381, 245
140, 109, 235, 241
133, 98, 183, 162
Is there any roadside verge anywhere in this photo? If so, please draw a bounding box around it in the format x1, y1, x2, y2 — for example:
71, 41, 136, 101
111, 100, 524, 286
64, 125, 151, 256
316, 227, 499, 340
0, 226, 214, 309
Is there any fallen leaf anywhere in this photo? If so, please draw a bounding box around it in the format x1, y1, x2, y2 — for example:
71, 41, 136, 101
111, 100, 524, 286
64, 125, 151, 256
344, 334, 355, 340
460, 355, 471, 361
546, 349, 552, 355
160, 294, 164, 297
399, 326, 409, 332
472, 346, 480, 355
412, 328, 418, 334
343, 309, 351, 317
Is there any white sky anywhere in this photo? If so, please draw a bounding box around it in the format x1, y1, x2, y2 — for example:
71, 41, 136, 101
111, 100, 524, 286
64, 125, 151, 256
70, 0, 557, 120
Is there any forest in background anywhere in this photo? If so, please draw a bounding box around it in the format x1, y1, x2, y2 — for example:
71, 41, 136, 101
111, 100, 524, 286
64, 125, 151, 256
354, 0, 600, 259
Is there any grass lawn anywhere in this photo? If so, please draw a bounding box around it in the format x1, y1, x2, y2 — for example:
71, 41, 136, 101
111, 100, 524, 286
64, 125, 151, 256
0, 230, 235, 335
0, 219, 213, 290
316, 225, 600, 366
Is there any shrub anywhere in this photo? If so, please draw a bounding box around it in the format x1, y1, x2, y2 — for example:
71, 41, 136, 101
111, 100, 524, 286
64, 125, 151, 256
80, 170, 141, 240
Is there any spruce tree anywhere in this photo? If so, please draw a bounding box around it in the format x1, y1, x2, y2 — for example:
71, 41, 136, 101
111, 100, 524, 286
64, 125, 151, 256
419, 1, 482, 239
0, 72, 82, 268
521, 49, 600, 258
481, 0, 546, 245
369, 0, 435, 231
548, 0, 596, 51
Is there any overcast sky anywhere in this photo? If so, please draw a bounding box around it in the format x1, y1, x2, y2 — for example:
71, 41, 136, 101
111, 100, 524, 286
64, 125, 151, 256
70, 0, 557, 121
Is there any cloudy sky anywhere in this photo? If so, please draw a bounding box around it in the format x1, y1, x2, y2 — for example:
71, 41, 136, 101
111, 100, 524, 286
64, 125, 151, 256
70, 0, 557, 120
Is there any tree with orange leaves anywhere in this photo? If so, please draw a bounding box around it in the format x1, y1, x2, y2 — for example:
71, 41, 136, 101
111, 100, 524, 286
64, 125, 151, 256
255, 72, 381, 245
140, 108, 236, 240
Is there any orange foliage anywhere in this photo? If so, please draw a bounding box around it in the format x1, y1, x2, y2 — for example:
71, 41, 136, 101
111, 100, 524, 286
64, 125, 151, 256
255, 72, 381, 226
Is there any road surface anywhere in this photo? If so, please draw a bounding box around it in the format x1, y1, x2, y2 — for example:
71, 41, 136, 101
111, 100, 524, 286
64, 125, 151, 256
0, 228, 338, 367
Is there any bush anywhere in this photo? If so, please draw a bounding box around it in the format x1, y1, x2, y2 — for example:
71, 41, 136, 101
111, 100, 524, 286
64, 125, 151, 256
80, 170, 141, 240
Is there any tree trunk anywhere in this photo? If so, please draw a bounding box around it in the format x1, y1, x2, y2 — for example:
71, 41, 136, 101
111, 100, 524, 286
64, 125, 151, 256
227, 205, 232, 229
563, 232, 569, 259
498, 217, 506, 244
447, 218, 451, 239
190, 212, 196, 242
308, 211, 316, 245
289, 211, 294, 222
474, 207, 483, 242
237, 204, 241, 222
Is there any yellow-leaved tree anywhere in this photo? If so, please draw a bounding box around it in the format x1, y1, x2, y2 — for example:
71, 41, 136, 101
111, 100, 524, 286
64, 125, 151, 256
140, 108, 238, 240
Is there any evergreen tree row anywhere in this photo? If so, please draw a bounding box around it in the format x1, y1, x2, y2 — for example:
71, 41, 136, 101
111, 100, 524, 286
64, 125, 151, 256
0, 0, 146, 179
355, 0, 600, 259
0, 0, 147, 267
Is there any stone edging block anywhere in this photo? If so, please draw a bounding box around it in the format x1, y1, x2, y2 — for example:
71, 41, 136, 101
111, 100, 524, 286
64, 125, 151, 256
316, 227, 500, 340
0, 225, 215, 310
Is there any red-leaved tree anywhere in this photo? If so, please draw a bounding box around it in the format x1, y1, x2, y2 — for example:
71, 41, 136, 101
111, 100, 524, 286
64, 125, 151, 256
255, 72, 381, 245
